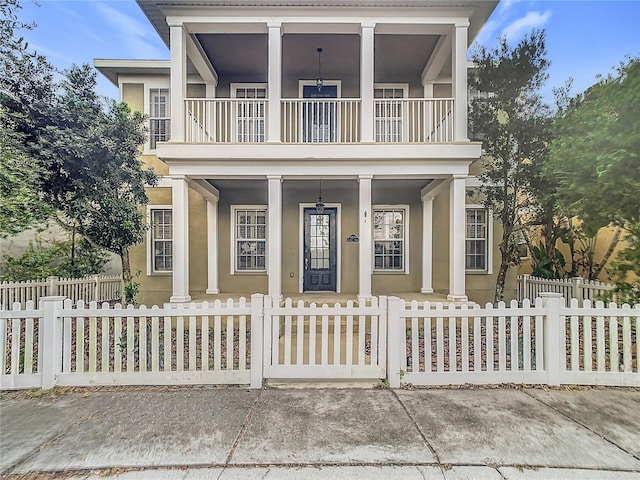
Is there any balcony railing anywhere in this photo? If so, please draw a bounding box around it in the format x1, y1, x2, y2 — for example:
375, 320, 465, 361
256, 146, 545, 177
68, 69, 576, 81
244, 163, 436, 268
185, 98, 268, 143
374, 98, 454, 143
281, 99, 361, 143
184, 97, 454, 144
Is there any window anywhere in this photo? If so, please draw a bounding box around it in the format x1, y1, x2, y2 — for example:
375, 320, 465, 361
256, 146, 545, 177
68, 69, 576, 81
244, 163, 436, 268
373, 207, 408, 272
149, 88, 170, 149
233, 207, 267, 272
374, 85, 407, 143
151, 208, 172, 272
466, 208, 488, 271
233, 85, 266, 143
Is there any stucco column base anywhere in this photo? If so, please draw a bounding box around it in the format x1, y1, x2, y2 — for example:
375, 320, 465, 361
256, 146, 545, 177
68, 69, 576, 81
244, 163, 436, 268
421, 288, 434, 294
206, 289, 220, 294
170, 295, 192, 303
446, 293, 468, 302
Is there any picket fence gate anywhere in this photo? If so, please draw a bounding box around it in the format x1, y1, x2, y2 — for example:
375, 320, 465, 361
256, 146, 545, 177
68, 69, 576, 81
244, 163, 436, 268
1, 293, 638, 390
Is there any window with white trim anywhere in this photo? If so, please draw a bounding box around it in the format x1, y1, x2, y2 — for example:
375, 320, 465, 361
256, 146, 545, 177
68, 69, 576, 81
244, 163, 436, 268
374, 85, 407, 143
149, 88, 170, 149
466, 208, 488, 271
151, 208, 172, 272
233, 206, 267, 272
232, 85, 266, 143
373, 207, 408, 272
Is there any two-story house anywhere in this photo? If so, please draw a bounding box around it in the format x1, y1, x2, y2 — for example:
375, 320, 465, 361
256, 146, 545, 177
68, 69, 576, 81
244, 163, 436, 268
95, 0, 503, 307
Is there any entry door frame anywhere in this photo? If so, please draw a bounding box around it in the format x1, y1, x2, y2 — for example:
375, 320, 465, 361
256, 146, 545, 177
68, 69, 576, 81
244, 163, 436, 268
298, 203, 341, 293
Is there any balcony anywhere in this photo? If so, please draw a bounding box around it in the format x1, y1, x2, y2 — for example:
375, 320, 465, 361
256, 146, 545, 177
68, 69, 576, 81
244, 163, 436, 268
184, 98, 455, 144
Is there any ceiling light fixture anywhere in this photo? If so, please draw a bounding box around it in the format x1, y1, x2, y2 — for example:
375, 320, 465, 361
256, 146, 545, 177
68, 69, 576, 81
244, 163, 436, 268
316, 47, 324, 92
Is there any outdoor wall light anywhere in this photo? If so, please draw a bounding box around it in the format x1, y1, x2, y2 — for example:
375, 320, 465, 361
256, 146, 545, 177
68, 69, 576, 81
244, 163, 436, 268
315, 179, 325, 214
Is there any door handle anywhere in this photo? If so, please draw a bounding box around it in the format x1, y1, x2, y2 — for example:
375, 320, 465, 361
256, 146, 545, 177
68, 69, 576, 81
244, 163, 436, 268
305, 258, 309, 271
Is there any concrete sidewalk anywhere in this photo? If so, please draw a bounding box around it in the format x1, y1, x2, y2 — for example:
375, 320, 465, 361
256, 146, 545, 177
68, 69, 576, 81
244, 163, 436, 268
1, 386, 639, 479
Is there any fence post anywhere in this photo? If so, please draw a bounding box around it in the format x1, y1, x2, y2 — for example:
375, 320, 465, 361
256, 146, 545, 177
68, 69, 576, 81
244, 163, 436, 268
571, 277, 584, 304
93, 275, 100, 303
387, 296, 402, 388
541, 292, 564, 386
47, 276, 59, 297
40, 296, 66, 389
250, 293, 264, 389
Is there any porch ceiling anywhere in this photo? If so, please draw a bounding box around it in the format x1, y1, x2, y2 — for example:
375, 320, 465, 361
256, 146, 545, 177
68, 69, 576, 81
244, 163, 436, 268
194, 32, 441, 86
205, 178, 433, 195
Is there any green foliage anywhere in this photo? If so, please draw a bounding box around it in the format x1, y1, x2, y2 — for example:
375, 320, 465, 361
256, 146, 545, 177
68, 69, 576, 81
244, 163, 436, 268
0, 107, 51, 237
123, 280, 140, 306
601, 224, 640, 305
548, 57, 640, 234
530, 241, 565, 279
469, 30, 552, 301
1, 2, 158, 285
0, 236, 108, 281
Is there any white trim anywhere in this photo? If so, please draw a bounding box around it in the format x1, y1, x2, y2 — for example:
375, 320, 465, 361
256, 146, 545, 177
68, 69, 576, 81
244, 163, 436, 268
230, 205, 268, 275
230, 83, 269, 97
374, 83, 409, 94
143, 80, 171, 154
373, 83, 409, 143
298, 203, 342, 294
372, 205, 410, 274
465, 203, 493, 275
146, 205, 173, 276
231, 83, 268, 143
298, 80, 342, 98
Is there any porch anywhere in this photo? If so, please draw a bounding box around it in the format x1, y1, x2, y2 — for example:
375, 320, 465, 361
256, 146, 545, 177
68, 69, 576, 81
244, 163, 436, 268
184, 97, 455, 144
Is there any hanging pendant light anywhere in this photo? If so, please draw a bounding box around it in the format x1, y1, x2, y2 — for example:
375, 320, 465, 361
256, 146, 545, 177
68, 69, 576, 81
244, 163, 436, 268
316, 47, 324, 92
315, 179, 325, 214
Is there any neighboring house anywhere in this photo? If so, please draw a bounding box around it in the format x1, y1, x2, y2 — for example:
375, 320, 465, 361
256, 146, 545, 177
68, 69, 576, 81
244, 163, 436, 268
95, 0, 506, 307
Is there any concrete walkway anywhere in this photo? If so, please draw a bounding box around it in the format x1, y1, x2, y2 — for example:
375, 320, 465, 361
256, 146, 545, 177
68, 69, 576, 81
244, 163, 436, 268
1, 386, 639, 479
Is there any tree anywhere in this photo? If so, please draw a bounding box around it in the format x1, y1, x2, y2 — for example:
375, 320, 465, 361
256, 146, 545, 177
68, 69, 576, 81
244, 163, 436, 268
0, 106, 51, 236
547, 57, 639, 231
0, 0, 53, 236
548, 57, 640, 302
469, 30, 552, 302
1, 0, 158, 301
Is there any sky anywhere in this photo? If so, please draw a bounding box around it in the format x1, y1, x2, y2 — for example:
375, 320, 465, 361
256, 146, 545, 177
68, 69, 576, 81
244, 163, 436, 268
16, 0, 640, 104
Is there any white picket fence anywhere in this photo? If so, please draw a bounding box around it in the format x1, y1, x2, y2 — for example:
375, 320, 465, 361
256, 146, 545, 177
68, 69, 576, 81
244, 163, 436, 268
1, 293, 638, 390
517, 274, 615, 305
0, 275, 122, 310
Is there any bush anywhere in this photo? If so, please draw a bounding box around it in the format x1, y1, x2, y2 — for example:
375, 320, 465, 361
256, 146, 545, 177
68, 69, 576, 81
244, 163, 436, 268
0, 236, 108, 281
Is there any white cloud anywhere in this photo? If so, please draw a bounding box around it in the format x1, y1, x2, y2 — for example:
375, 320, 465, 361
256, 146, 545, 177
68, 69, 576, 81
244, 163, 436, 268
501, 9, 552, 41
497, 0, 524, 15
94, 1, 167, 59
474, 19, 500, 46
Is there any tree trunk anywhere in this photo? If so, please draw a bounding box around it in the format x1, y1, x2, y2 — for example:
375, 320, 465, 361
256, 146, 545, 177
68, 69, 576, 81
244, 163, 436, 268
121, 248, 132, 285
494, 255, 509, 304
494, 224, 512, 303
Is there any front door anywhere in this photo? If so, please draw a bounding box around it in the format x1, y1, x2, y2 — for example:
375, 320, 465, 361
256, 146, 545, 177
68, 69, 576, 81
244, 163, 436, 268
303, 207, 337, 292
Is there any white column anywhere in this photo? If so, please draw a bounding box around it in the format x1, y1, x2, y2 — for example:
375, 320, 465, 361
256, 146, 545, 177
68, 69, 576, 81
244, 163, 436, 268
452, 22, 469, 142
170, 176, 191, 303
358, 175, 373, 299
267, 176, 282, 299
360, 23, 375, 142
423, 82, 434, 98
169, 24, 187, 142
267, 23, 282, 143
205, 83, 216, 98
448, 176, 467, 302
421, 195, 434, 294
206, 196, 220, 294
